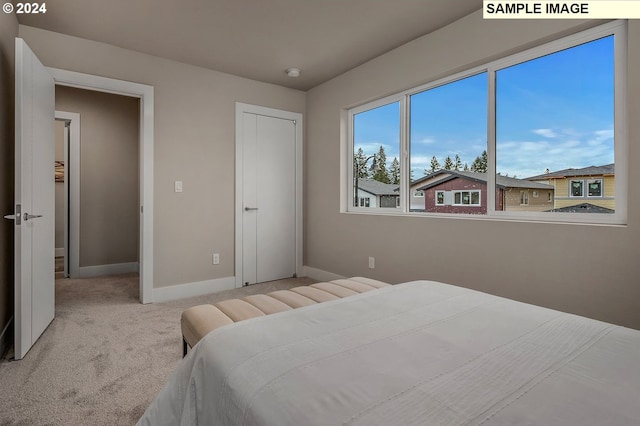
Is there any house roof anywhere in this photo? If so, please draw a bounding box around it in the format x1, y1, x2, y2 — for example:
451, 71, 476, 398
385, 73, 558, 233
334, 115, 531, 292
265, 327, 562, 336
546, 203, 615, 214
527, 164, 615, 180
357, 179, 400, 196
415, 170, 554, 191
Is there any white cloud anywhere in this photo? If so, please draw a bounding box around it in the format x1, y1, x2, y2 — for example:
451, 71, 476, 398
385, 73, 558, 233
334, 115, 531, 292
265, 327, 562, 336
532, 128, 558, 138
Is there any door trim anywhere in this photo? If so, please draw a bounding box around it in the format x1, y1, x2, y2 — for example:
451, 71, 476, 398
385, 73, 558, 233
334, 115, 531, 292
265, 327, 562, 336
55, 111, 79, 279
235, 103, 303, 288
48, 68, 154, 304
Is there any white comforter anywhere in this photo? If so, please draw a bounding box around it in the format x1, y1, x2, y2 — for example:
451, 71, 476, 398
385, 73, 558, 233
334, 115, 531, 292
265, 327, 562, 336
137, 281, 640, 426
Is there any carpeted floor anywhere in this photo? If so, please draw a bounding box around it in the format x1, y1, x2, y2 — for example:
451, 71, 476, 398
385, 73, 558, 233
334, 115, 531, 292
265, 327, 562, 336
0, 274, 314, 426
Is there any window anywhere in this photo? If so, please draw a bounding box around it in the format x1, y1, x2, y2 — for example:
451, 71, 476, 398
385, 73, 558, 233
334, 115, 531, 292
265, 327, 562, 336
570, 180, 584, 197
359, 197, 370, 207
587, 179, 603, 197
352, 100, 400, 209
453, 190, 481, 206
346, 21, 625, 225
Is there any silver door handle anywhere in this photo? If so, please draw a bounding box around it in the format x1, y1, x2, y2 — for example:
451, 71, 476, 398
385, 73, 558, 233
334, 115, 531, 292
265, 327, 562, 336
244, 207, 258, 211
23, 213, 43, 221
4, 204, 21, 224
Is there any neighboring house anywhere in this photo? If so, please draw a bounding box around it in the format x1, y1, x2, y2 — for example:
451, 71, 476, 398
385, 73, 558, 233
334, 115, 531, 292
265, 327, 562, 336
526, 164, 615, 211
355, 179, 400, 208
414, 170, 554, 214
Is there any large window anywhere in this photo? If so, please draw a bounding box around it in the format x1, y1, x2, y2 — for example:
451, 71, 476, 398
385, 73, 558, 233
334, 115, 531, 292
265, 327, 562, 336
347, 21, 625, 225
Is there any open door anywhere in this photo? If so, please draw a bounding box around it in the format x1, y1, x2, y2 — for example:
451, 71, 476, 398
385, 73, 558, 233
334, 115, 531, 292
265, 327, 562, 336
7, 38, 55, 359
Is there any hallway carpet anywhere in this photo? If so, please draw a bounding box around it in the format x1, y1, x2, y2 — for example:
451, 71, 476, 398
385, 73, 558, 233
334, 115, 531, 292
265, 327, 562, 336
0, 274, 314, 425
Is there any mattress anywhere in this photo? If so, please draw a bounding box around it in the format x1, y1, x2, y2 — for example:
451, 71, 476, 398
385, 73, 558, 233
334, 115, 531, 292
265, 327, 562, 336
137, 280, 640, 426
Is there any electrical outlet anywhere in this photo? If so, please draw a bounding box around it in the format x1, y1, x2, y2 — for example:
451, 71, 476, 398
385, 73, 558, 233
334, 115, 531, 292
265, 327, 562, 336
174, 180, 183, 192
213, 253, 220, 265
368, 256, 375, 269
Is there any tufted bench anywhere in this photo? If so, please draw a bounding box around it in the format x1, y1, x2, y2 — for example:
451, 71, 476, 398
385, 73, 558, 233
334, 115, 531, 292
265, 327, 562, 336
181, 277, 390, 356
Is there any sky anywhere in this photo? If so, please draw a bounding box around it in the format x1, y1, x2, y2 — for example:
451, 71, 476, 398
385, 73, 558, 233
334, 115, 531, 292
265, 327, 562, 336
353, 35, 614, 180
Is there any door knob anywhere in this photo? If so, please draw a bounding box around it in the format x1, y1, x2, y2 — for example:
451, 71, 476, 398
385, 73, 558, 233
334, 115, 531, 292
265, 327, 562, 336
4, 204, 21, 224
23, 213, 43, 221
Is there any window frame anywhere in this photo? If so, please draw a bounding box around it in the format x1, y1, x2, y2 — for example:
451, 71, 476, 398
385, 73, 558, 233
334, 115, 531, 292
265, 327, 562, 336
520, 190, 530, 206
569, 180, 584, 198
453, 190, 481, 207
344, 20, 627, 226
435, 191, 445, 206
587, 178, 604, 197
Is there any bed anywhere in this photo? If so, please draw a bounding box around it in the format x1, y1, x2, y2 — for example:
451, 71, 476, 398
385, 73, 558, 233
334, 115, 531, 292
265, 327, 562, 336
137, 280, 640, 425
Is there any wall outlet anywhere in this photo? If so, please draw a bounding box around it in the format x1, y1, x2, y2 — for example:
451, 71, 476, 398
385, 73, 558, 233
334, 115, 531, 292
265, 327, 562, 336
213, 253, 220, 265
174, 180, 183, 192
368, 256, 375, 269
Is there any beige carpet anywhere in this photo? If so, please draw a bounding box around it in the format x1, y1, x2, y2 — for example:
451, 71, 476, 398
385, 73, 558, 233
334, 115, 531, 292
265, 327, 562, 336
0, 274, 315, 425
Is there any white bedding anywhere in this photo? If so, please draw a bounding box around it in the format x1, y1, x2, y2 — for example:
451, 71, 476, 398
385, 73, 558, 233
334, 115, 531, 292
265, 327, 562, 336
137, 281, 640, 426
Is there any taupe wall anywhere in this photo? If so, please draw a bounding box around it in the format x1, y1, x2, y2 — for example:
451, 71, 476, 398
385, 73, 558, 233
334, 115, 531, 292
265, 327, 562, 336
19, 25, 306, 287
56, 86, 139, 268
0, 11, 18, 352
305, 12, 640, 329
54, 120, 64, 250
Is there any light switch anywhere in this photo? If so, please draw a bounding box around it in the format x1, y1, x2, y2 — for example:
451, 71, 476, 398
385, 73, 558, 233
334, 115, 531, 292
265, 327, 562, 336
174, 181, 183, 193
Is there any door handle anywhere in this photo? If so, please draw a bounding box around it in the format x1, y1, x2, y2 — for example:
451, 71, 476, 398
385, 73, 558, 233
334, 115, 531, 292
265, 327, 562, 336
23, 213, 43, 221
244, 207, 258, 211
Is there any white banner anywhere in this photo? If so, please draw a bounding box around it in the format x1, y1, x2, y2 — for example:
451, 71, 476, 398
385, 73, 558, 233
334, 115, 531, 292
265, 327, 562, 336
483, 1, 640, 19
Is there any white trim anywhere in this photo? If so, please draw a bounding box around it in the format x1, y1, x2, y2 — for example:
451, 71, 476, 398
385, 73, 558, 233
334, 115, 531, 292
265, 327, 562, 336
54, 248, 64, 257
55, 111, 79, 279
48, 68, 155, 304
235, 103, 303, 289
76, 262, 139, 278
153, 276, 236, 303
302, 266, 346, 282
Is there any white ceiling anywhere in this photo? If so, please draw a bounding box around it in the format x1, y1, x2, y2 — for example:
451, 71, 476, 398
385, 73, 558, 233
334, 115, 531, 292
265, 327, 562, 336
17, 0, 481, 90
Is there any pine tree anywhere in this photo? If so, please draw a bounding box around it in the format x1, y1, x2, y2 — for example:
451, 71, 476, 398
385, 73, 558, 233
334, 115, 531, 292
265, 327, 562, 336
454, 154, 462, 171
463, 163, 469, 171
389, 157, 400, 185
443, 155, 454, 170
353, 147, 368, 178
427, 155, 440, 174
470, 150, 488, 173
372, 145, 390, 183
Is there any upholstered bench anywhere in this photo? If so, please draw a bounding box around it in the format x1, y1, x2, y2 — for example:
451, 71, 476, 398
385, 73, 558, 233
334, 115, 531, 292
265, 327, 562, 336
181, 277, 390, 356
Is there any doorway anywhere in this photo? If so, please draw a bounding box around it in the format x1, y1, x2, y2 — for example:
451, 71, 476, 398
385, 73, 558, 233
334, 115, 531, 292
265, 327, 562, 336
235, 103, 303, 287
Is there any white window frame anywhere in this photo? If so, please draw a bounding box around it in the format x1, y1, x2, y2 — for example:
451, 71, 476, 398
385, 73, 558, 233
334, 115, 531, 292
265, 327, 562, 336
569, 180, 584, 198
414, 189, 424, 198
435, 191, 445, 206
587, 178, 604, 197
453, 190, 481, 206
344, 20, 626, 225
520, 190, 530, 205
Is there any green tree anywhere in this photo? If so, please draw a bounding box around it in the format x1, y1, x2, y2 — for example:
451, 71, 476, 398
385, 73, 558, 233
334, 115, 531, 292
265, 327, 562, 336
443, 155, 454, 170
454, 154, 462, 171
353, 147, 368, 178
389, 157, 400, 184
463, 163, 469, 171
372, 145, 390, 183
470, 150, 488, 173
427, 155, 440, 174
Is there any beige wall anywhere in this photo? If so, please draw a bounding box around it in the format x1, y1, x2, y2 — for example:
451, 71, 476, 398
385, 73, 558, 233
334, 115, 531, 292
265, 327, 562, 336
54, 120, 64, 250
305, 12, 640, 329
56, 86, 139, 268
19, 25, 306, 287
0, 11, 18, 352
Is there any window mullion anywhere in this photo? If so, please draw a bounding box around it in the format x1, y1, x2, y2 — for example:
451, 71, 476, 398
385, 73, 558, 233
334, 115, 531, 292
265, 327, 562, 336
400, 95, 410, 213
487, 67, 497, 216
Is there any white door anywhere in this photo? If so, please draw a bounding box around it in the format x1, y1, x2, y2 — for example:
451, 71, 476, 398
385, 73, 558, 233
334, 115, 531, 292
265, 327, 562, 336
241, 113, 296, 285
12, 38, 55, 359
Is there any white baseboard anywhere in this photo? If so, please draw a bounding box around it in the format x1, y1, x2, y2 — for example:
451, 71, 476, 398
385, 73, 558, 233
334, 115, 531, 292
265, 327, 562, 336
302, 266, 346, 282
55, 248, 65, 257
153, 276, 236, 303
0, 316, 13, 358
76, 262, 139, 278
